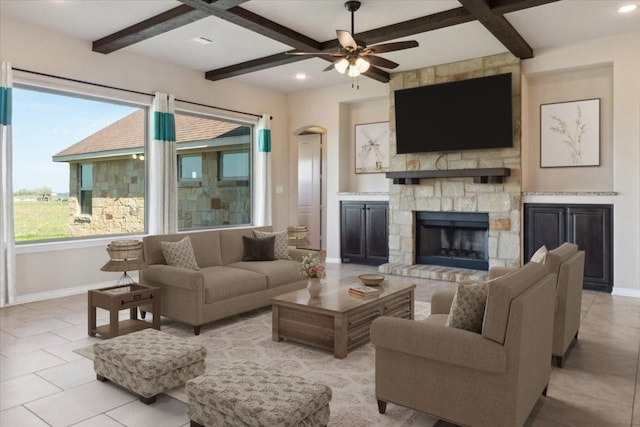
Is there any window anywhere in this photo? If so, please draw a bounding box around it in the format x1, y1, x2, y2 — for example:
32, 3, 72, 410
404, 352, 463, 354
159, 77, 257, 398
219, 150, 250, 181
174, 112, 252, 230
79, 163, 93, 215
12, 86, 146, 242
179, 154, 202, 181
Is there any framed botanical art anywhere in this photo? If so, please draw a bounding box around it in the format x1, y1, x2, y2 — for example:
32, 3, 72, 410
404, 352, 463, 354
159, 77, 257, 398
355, 121, 390, 173
540, 98, 600, 167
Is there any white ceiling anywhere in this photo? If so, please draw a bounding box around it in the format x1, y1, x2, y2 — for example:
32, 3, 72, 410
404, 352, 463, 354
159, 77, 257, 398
2, 0, 639, 93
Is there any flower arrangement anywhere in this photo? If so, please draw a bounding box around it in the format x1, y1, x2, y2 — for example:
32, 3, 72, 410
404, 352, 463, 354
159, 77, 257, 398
298, 253, 326, 280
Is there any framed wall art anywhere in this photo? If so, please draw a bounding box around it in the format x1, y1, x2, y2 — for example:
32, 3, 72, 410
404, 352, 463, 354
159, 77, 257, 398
355, 121, 389, 173
540, 98, 600, 167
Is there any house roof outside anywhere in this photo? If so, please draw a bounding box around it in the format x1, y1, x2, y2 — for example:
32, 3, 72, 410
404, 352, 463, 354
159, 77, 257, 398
52, 110, 249, 163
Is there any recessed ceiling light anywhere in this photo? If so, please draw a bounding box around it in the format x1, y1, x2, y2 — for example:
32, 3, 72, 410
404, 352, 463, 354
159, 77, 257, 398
189, 36, 214, 46
295, 73, 307, 80
617, 4, 638, 13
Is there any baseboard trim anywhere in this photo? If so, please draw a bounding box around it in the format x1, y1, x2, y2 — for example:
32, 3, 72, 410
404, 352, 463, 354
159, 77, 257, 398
611, 287, 640, 298
13, 273, 140, 306
325, 257, 342, 264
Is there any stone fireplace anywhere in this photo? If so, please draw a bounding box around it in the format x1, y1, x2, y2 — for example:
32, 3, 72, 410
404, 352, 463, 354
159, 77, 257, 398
380, 53, 523, 281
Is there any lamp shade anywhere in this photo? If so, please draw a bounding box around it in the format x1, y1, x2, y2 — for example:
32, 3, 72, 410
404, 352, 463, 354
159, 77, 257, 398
100, 240, 147, 272
334, 58, 349, 74
355, 57, 370, 73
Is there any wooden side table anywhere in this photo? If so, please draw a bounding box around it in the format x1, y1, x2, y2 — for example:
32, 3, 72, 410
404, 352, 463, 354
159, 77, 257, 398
88, 283, 160, 338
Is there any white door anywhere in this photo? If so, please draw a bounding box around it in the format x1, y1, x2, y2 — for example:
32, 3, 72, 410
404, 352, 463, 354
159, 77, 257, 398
297, 133, 322, 250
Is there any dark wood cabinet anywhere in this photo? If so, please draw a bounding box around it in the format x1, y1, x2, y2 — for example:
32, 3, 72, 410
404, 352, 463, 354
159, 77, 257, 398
341, 201, 388, 265
524, 203, 613, 292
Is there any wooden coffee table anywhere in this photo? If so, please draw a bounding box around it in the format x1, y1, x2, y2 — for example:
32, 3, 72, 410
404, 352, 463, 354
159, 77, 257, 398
271, 276, 415, 359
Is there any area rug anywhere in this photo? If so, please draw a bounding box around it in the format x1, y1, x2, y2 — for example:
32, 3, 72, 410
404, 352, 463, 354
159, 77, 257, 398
77, 301, 443, 427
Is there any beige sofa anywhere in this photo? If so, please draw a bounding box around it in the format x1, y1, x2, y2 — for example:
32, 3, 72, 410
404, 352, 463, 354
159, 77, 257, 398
140, 226, 308, 335
371, 262, 557, 427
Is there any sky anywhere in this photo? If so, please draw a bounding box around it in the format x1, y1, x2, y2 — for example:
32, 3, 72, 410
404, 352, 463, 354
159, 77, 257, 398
12, 87, 138, 194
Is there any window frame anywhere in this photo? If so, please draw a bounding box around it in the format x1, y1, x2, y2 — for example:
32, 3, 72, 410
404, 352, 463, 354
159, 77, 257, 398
178, 153, 203, 183
11, 80, 150, 245
218, 149, 250, 182
79, 163, 93, 215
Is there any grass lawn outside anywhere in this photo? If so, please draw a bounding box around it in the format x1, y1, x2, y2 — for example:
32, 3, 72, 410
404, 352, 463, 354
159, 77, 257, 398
13, 198, 70, 242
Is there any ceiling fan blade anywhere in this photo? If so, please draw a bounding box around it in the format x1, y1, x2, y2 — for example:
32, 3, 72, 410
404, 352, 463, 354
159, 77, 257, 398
322, 63, 337, 72
368, 40, 419, 54
365, 55, 400, 70
287, 51, 341, 56
337, 30, 358, 50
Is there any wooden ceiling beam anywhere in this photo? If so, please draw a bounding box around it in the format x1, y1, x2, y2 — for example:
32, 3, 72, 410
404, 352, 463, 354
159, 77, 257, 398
458, 0, 535, 58
95, 0, 560, 81
490, 0, 561, 15
178, 0, 322, 51
93, 1, 248, 54
205, 53, 309, 81
322, 7, 475, 51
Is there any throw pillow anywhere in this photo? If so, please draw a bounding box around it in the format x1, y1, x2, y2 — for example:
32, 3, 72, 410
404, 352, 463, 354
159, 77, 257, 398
530, 245, 548, 264
242, 235, 275, 261
253, 230, 289, 260
160, 236, 200, 270
445, 280, 491, 333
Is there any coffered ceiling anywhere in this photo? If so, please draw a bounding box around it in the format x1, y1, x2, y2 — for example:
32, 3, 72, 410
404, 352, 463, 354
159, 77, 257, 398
2, 0, 639, 93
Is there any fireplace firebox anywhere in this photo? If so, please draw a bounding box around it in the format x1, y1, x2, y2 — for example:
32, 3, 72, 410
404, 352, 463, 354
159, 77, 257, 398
415, 211, 489, 270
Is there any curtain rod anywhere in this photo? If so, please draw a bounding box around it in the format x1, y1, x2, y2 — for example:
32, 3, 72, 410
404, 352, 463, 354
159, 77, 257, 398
12, 67, 269, 120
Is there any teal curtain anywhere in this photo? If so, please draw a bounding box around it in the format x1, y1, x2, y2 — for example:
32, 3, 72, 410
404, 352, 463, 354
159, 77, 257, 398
150, 92, 177, 234
0, 61, 16, 306
255, 114, 272, 225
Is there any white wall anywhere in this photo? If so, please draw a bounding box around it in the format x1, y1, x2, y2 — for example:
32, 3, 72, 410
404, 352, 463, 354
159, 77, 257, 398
1, 17, 291, 301
522, 31, 640, 296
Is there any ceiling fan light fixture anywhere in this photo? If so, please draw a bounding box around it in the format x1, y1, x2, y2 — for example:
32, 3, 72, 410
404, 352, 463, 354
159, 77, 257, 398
355, 57, 370, 73
617, 4, 637, 13
348, 64, 360, 77
335, 58, 349, 74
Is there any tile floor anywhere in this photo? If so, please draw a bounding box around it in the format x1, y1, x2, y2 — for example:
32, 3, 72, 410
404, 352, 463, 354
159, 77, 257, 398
0, 263, 639, 427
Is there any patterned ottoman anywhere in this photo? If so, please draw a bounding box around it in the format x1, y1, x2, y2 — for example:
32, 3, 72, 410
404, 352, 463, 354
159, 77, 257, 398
93, 328, 206, 404
187, 363, 332, 427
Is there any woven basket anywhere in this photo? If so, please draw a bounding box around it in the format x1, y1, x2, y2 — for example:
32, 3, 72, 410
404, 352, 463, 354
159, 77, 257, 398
106, 240, 143, 261
287, 226, 308, 240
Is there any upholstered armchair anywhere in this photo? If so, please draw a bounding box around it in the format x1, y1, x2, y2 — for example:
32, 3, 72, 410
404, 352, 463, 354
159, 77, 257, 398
370, 262, 557, 427
490, 242, 585, 367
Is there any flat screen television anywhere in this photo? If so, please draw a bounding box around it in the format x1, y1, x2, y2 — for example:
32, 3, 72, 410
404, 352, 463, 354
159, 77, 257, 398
394, 73, 513, 154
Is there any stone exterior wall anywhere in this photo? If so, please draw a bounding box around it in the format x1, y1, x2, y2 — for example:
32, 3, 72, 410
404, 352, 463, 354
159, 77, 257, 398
68, 159, 145, 236
68, 152, 250, 235
386, 53, 522, 271
177, 151, 250, 229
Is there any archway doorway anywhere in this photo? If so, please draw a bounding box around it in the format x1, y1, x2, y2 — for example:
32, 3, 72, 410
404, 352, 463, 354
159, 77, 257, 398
295, 126, 326, 250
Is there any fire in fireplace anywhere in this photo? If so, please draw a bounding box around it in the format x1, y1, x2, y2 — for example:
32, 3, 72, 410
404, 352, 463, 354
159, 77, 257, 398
415, 211, 489, 270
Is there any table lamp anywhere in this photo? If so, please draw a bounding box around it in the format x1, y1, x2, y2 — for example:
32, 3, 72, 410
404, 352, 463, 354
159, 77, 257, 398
100, 240, 147, 286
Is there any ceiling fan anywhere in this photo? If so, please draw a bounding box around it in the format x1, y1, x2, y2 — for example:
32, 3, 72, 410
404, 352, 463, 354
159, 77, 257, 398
288, 0, 419, 78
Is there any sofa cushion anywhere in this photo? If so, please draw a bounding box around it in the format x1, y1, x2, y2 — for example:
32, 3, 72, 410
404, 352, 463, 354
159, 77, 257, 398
143, 231, 222, 267
228, 260, 303, 289
530, 245, 548, 264
161, 237, 200, 270
242, 236, 275, 261
446, 281, 490, 333
253, 229, 289, 260
202, 266, 267, 304
482, 262, 548, 344
219, 228, 271, 265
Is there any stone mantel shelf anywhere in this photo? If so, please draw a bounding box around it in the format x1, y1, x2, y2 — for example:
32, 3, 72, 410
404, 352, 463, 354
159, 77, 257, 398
386, 168, 510, 185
